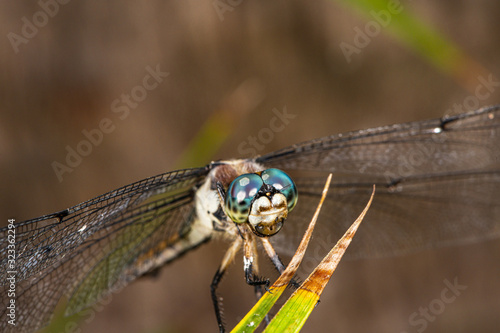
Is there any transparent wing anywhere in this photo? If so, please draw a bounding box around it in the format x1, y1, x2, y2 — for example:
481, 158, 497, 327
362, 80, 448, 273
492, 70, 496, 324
0, 167, 210, 333
258, 106, 500, 259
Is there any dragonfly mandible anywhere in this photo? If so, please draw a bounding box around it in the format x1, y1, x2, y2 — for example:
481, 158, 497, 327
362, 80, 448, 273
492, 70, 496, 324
1, 105, 499, 332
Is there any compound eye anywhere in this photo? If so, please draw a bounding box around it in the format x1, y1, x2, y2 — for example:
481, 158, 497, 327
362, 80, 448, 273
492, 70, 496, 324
224, 173, 264, 223
261, 169, 298, 212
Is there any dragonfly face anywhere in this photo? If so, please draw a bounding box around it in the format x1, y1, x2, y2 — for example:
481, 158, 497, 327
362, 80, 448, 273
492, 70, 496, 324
1, 106, 499, 332
223, 168, 298, 236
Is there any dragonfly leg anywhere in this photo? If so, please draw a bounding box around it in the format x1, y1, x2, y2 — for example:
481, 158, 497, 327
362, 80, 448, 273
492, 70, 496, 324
211, 237, 242, 333
243, 259, 270, 290
260, 237, 286, 274
244, 235, 272, 325
260, 237, 301, 288
243, 232, 270, 290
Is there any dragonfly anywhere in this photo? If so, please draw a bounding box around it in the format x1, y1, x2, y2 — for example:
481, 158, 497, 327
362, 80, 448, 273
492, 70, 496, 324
1, 105, 499, 333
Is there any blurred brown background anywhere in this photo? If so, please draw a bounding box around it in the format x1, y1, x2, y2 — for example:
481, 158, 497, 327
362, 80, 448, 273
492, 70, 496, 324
1, 1, 499, 332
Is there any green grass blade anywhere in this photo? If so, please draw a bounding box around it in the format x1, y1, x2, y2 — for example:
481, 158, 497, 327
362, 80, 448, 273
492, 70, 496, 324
263, 186, 375, 333
334, 0, 489, 91
231, 175, 333, 332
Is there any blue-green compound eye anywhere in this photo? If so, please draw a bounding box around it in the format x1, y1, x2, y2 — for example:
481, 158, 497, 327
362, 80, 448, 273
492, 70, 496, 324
261, 168, 298, 212
224, 173, 264, 223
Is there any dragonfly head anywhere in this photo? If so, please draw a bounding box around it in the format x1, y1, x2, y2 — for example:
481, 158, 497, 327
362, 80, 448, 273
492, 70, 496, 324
224, 168, 298, 237
248, 192, 288, 236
